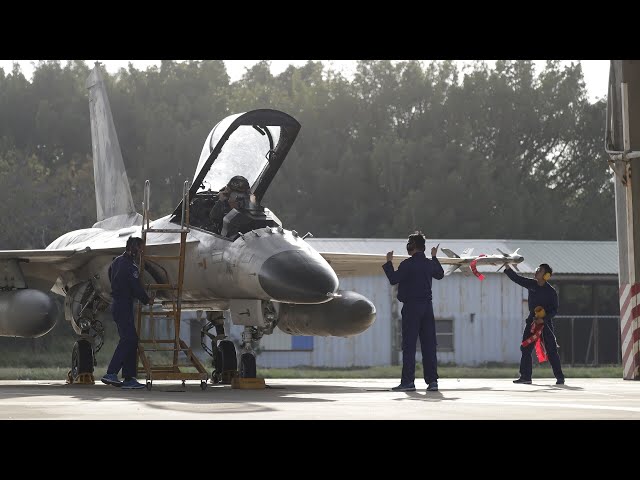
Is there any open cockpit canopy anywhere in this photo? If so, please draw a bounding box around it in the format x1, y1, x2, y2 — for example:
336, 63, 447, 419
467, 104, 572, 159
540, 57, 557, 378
171, 109, 300, 232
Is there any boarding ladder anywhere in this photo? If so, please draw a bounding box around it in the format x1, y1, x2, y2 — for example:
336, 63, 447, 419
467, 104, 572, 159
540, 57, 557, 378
135, 180, 209, 390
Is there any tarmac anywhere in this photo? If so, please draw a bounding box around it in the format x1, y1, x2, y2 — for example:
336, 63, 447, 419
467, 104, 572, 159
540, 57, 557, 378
0, 378, 639, 420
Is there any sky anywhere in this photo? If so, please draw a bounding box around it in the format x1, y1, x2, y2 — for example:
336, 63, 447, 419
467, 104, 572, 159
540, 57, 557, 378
0, 59, 610, 103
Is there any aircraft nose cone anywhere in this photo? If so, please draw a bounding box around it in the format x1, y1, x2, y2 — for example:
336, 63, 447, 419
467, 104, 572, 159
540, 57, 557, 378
259, 250, 339, 303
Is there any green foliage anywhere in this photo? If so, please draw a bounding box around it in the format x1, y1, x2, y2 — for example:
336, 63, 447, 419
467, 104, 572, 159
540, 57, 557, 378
0, 59, 613, 249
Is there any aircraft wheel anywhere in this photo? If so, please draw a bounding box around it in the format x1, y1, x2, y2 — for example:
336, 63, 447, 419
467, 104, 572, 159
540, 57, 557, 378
71, 339, 94, 380
239, 353, 256, 378
218, 340, 237, 371
200, 381, 207, 390
146, 380, 152, 391
214, 340, 237, 383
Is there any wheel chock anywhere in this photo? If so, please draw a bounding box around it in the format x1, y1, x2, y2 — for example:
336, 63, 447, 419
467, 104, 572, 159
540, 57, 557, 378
66, 371, 95, 385
231, 377, 266, 389
221, 370, 239, 384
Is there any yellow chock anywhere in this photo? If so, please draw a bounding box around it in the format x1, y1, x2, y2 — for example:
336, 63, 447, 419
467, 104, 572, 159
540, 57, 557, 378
221, 370, 239, 384
66, 370, 95, 385
231, 377, 266, 389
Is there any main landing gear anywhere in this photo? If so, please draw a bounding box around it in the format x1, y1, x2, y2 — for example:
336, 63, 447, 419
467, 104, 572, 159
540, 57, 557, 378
201, 314, 260, 383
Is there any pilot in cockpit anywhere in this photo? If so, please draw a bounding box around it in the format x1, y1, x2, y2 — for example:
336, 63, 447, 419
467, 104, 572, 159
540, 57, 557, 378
209, 175, 255, 234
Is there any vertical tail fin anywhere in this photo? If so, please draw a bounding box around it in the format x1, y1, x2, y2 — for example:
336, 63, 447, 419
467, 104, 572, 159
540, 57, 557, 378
86, 62, 139, 227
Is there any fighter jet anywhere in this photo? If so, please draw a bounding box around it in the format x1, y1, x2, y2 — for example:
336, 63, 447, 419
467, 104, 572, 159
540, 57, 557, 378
0, 63, 378, 382
0, 63, 524, 384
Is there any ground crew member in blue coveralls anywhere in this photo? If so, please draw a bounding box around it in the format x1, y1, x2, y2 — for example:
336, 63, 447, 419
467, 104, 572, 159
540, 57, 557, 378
505, 263, 565, 385
383, 232, 445, 392
101, 236, 152, 389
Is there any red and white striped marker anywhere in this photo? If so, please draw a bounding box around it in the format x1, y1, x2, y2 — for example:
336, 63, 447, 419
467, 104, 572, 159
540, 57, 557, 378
620, 283, 640, 380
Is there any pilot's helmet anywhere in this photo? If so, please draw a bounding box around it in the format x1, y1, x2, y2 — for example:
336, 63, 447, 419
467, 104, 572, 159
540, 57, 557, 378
228, 175, 250, 192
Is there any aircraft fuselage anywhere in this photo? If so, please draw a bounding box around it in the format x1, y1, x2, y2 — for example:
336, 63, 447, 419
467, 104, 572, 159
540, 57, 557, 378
46, 215, 339, 309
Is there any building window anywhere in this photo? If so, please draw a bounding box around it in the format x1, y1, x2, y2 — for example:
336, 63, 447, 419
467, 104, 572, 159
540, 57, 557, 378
436, 318, 454, 352
291, 336, 314, 351
259, 331, 314, 351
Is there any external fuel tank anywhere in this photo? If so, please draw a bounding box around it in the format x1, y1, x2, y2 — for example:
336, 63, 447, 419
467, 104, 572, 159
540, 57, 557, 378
276, 290, 376, 337
0, 290, 57, 337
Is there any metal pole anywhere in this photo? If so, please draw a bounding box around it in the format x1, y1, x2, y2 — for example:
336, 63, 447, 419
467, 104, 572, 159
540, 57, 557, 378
622, 83, 631, 151
608, 61, 640, 379
571, 317, 574, 367
144, 180, 150, 230
592, 285, 598, 366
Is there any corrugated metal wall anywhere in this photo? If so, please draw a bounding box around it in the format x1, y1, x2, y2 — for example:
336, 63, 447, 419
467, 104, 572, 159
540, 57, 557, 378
431, 273, 527, 365
248, 275, 394, 368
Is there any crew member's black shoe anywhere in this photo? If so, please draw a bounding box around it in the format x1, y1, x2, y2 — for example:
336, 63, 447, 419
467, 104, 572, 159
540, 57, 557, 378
513, 378, 532, 384
391, 384, 416, 392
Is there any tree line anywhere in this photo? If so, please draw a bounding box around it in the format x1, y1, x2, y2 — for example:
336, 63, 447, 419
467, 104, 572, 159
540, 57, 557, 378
0, 60, 613, 250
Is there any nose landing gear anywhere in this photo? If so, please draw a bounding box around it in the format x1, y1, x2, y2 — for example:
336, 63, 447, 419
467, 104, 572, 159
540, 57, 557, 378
66, 338, 95, 385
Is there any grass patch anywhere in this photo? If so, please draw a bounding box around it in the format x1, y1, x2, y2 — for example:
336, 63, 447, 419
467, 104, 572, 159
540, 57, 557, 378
0, 367, 73, 380
0, 364, 623, 381
258, 363, 623, 379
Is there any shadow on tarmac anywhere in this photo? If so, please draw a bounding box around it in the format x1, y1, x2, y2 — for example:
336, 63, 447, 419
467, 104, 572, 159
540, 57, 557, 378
0, 379, 587, 416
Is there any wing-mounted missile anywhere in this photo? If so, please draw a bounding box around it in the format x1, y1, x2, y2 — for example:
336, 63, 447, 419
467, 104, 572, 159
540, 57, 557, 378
436, 246, 524, 280
495, 247, 522, 272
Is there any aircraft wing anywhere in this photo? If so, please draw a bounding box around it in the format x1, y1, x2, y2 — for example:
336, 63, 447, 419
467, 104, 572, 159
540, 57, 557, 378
0, 246, 124, 265
318, 252, 403, 276
319, 251, 472, 277
0, 249, 81, 262
0, 246, 123, 291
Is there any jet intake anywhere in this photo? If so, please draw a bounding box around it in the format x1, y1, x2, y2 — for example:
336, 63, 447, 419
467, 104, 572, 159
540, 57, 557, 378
0, 290, 57, 338
276, 290, 376, 337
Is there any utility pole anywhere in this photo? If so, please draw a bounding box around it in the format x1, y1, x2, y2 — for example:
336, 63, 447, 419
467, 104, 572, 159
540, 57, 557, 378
606, 61, 640, 379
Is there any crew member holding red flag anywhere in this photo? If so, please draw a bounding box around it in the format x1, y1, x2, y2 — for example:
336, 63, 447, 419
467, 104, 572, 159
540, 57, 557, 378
521, 306, 548, 363
505, 263, 565, 385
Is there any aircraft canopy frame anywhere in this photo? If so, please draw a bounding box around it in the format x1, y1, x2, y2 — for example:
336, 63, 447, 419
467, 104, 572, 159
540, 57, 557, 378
172, 109, 301, 220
